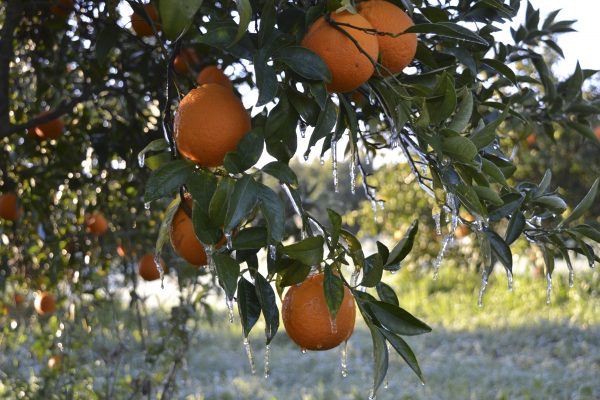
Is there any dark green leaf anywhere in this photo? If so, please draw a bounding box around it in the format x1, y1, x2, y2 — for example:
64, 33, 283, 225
96, 24, 120, 64
232, 227, 268, 250
470, 106, 509, 149
441, 135, 478, 162
282, 236, 324, 265
340, 230, 365, 270
155, 196, 181, 256
224, 175, 259, 233
481, 58, 517, 85
505, 211, 525, 245
144, 160, 195, 203
386, 220, 418, 267
376, 282, 399, 306
327, 208, 342, 250
237, 278, 261, 337
323, 264, 344, 320
361, 254, 384, 287
379, 328, 425, 384
485, 229, 512, 274
209, 177, 235, 225
305, 98, 337, 157
448, 90, 473, 132
279, 262, 311, 286
261, 162, 298, 186
192, 199, 223, 245
405, 22, 489, 45
257, 184, 285, 242
223, 128, 264, 173
160, 0, 203, 40
233, 0, 252, 44
186, 170, 217, 211
273, 46, 331, 81
213, 254, 241, 300
254, 50, 278, 106
559, 178, 600, 227
367, 301, 431, 336
254, 274, 279, 344
571, 224, 600, 243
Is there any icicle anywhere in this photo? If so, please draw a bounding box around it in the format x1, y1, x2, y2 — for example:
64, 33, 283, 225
432, 234, 453, 280
300, 124, 306, 139
301, 348, 307, 354
144, 202, 151, 210
377, 200, 385, 211
368, 390, 377, 400
138, 152, 145, 168
507, 269, 513, 292
432, 212, 441, 236
351, 266, 361, 287
545, 272, 553, 305
383, 343, 390, 389
153, 254, 165, 289
320, 156, 325, 166
364, 150, 371, 165
264, 344, 271, 379
340, 340, 348, 378
569, 270, 574, 288
477, 268, 489, 308
225, 232, 232, 250
350, 152, 357, 195
330, 317, 338, 334
448, 195, 458, 233
268, 244, 277, 261
203, 244, 216, 275
225, 297, 234, 323
243, 337, 256, 374
303, 154, 309, 162
331, 137, 339, 193
371, 200, 378, 222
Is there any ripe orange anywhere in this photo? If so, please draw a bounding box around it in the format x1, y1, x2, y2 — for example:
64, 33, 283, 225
173, 48, 201, 75
301, 11, 379, 93
357, 0, 417, 75
282, 273, 356, 350
196, 66, 233, 90
170, 196, 225, 266
175, 84, 251, 167
27, 112, 64, 141
50, 0, 74, 17
0, 192, 19, 221
48, 354, 62, 369
14, 293, 25, 306
117, 244, 126, 257
131, 3, 160, 37
34, 292, 56, 316
138, 253, 167, 281
526, 133, 537, 146
594, 126, 600, 139
85, 212, 109, 236
455, 224, 470, 239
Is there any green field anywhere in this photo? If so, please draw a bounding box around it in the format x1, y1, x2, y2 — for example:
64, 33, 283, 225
2, 269, 599, 399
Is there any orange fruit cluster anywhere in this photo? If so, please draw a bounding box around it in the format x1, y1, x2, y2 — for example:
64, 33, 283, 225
302, 1, 416, 92
282, 273, 356, 350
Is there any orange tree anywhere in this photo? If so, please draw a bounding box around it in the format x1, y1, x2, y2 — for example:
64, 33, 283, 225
1, 0, 600, 397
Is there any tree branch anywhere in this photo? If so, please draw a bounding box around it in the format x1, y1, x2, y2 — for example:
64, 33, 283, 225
0, 0, 22, 132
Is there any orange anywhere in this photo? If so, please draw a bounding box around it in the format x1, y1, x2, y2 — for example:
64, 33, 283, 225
14, 293, 25, 306
173, 48, 201, 75
357, 0, 417, 75
117, 244, 126, 257
0, 192, 19, 221
85, 212, 109, 236
27, 111, 64, 141
282, 273, 356, 350
138, 253, 167, 281
34, 292, 56, 316
595, 126, 600, 139
196, 66, 233, 90
526, 133, 537, 146
48, 354, 62, 369
301, 12, 379, 93
170, 196, 225, 266
455, 225, 470, 239
175, 84, 251, 166
131, 3, 160, 37
50, 0, 74, 17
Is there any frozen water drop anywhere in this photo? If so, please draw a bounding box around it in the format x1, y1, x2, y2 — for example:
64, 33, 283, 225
569, 270, 574, 288
340, 340, 348, 377
350, 153, 356, 195
153, 254, 165, 289
351, 266, 361, 287
301, 348, 307, 354
225, 232, 232, 250
365, 150, 371, 165
138, 152, 145, 168
144, 202, 151, 210
478, 269, 489, 308
371, 200, 378, 222
368, 390, 377, 400
225, 297, 234, 323
320, 157, 325, 166
507, 270, 513, 292
203, 244, 216, 275
303, 154, 309, 162
243, 337, 256, 374
378, 200, 385, 211
546, 273, 553, 305
432, 212, 441, 236
264, 344, 271, 379
268, 244, 277, 261
432, 234, 453, 279
331, 137, 339, 193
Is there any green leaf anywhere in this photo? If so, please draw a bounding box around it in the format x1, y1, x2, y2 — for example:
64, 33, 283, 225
533, 195, 568, 212
144, 160, 195, 203
448, 90, 473, 132
186, 170, 217, 211
361, 253, 384, 287
481, 58, 517, 85
559, 178, 600, 227
209, 177, 235, 225
470, 106, 509, 149
237, 277, 261, 337
428, 73, 457, 125
481, 158, 508, 186
155, 196, 181, 257
441, 135, 478, 162
279, 262, 311, 286
563, 120, 600, 146
386, 220, 418, 267
485, 229, 512, 274
192, 199, 222, 245
376, 241, 390, 266
376, 282, 398, 306
254, 274, 279, 344
138, 139, 169, 164
224, 128, 264, 173
379, 328, 425, 384
367, 301, 431, 336
405, 22, 489, 45
323, 264, 344, 321
304, 98, 337, 157
213, 254, 241, 301
160, 0, 203, 40
366, 323, 388, 397
505, 211, 525, 245
232, 227, 268, 250
533, 170, 552, 198
257, 0, 276, 48
224, 175, 259, 233
273, 46, 331, 82
254, 50, 278, 107
257, 184, 285, 242
327, 208, 342, 250
261, 162, 298, 186
96, 24, 120, 64
233, 0, 252, 44
473, 186, 503, 206
282, 236, 324, 266
340, 230, 365, 270
571, 224, 600, 243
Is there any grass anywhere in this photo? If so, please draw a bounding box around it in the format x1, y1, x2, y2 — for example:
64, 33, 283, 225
1, 268, 599, 399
